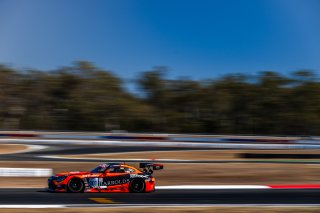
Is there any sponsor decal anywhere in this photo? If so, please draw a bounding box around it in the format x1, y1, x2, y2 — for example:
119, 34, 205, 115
87, 174, 131, 188
130, 174, 149, 179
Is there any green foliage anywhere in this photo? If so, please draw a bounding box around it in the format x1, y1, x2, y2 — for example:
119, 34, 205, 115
0, 62, 319, 135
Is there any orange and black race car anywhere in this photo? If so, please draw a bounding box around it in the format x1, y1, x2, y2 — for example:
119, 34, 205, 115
47, 162, 163, 193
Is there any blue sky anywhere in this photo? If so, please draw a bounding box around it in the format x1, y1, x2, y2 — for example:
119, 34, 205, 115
0, 0, 319, 81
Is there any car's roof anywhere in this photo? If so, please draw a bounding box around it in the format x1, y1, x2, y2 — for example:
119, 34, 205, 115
102, 163, 133, 167
105, 162, 124, 166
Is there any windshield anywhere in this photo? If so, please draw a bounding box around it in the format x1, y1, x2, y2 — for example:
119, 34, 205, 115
90, 164, 108, 173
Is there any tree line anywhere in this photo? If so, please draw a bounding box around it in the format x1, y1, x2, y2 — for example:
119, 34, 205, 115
0, 61, 319, 135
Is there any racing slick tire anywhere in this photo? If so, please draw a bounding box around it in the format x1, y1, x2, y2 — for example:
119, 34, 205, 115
67, 178, 84, 193
129, 179, 145, 193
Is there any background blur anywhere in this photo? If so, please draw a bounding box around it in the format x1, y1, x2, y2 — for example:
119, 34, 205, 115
0, 0, 320, 135
1, 63, 320, 135
0, 1, 320, 211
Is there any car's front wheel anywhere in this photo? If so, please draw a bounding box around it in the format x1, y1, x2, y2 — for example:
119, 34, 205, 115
67, 178, 84, 193
129, 179, 145, 193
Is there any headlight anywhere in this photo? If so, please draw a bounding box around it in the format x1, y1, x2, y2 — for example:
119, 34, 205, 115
55, 175, 67, 182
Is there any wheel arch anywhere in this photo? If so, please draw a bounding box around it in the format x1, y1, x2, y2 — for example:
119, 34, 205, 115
129, 177, 146, 193
67, 177, 85, 193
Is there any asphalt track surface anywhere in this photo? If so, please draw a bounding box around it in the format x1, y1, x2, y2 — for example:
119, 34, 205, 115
2, 144, 320, 164
0, 144, 212, 162
0, 188, 320, 205
1, 142, 320, 206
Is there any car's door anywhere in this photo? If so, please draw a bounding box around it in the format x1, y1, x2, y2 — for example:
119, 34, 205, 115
102, 166, 131, 188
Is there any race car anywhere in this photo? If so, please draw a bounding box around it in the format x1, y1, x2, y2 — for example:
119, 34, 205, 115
47, 162, 163, 193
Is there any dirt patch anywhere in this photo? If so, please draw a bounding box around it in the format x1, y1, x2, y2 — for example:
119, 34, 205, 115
0, 144, 28, 154
2, 207, 320, 213
58, 149, 320, 161
1, 161, 320, 187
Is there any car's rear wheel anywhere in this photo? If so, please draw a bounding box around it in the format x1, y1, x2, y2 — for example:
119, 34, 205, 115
129, 179, 145, 193
67, 178, 84, 193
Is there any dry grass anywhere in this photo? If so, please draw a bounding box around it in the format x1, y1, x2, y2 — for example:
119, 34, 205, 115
0, 144, 28, 154
1, 160, 320, 187
2, 207, 320, 213
62, 150, 236, 160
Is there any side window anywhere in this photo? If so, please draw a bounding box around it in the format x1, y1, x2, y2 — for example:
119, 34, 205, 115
124, 167, 134, 173
109, 166, 126, 173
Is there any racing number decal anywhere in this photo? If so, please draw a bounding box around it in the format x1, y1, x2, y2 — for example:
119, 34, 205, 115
87, 177, 100, 188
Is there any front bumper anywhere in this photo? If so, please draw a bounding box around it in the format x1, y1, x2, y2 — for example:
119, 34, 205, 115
47, 177, 67, 192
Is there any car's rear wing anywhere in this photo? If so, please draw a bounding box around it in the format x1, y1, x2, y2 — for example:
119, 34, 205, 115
139, 163, 164, 170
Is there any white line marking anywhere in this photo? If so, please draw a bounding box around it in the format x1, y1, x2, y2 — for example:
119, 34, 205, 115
23, 145, 48, 153
0, 185, 272, 189
156, 185, 271, 189
2, 138, 320, 149
0, 205, 65, 208
0, 168, 52, 177
1, 204, 320, 208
